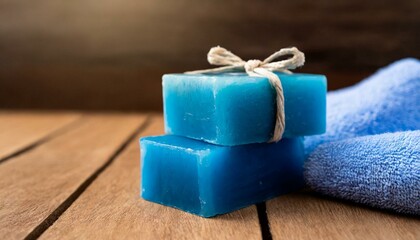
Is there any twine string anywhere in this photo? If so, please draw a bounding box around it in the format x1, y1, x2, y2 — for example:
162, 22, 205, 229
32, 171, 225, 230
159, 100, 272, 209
185, 46, 305, 142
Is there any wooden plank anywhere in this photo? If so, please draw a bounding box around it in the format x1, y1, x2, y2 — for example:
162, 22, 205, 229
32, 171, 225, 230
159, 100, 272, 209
0, 111, 80, 160
266, 191, 420, 240
0, 113, 147, 239
40, 116, 262, 240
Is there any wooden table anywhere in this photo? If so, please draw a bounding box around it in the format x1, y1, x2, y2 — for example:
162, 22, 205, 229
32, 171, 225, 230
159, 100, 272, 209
0, 111, 418, 240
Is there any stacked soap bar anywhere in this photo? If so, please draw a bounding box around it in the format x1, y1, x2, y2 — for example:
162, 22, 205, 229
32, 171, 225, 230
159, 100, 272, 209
141, 135, 304, 217
163, 72, 327, 145
140, 72, 327, 217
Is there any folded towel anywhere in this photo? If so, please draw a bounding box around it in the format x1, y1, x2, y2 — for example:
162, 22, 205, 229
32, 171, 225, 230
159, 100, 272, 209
305, 131, 420, 215
305, 58, 420, 155
304, 58, 420, 215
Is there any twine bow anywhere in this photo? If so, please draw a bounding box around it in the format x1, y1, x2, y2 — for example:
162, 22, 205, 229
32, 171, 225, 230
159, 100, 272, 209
186, 46, 305, 142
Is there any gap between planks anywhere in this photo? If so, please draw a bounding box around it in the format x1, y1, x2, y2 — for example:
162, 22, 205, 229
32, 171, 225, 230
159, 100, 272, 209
0, 112, 82, 164
256, 203, 273, 240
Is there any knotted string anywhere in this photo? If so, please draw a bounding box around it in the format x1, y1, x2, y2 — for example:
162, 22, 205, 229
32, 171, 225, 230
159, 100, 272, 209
185, 46, 305, 142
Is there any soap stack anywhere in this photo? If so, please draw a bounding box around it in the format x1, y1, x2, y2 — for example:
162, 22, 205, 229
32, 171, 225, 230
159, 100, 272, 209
140, 72, 327, 217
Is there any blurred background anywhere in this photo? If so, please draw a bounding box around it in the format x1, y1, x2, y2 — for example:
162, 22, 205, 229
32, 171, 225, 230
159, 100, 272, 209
0, 0, 419, 112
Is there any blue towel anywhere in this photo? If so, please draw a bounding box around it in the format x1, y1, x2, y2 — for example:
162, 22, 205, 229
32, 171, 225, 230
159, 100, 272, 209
305, 131, 420, 215
305, 58, 420, 155
304, 58, 420, 215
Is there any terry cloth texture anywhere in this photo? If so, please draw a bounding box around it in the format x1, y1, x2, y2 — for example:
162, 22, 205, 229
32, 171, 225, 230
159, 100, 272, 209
304, 58, 420, 215
305, 131, 420, 215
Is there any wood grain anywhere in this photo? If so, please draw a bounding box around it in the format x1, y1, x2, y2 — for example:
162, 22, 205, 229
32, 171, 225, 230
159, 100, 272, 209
0, 114, 147, 239
0, 111, 80, 160
266, 191, 420, 240
0, 0, 418, 111
40, 116, 262, 240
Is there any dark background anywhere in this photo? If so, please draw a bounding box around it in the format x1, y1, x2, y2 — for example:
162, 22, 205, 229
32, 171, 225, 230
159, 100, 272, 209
1, 0, 419, 111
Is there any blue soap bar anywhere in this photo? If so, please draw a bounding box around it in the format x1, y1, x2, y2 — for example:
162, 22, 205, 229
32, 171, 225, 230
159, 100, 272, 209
140, 135, 304, 217
163, 72, 327, 146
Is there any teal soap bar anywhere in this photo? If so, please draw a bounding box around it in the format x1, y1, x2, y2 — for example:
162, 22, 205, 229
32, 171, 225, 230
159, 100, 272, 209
163, 72, 326, 146
140, 135, 304, 217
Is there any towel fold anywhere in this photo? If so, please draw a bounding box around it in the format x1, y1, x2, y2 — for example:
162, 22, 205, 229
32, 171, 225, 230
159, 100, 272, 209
305, 131, 420, 215
304, 58, 420, 215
